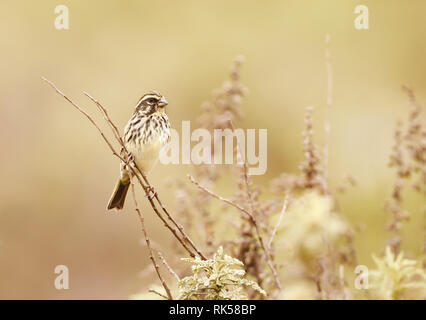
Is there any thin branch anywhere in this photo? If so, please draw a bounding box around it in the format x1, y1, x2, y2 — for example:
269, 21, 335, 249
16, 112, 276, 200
268, 193, 290, 249
83, 91, 124, 146
157, 251, 180, 281
130, 181, 172, 300
187, 174, 282, 291
124, 161, 199, 259
229, 121, 254, 210
144, 174, 206, 260
323, 34, 333, 194
148, 289, 169, 300
41, 77, 125, 163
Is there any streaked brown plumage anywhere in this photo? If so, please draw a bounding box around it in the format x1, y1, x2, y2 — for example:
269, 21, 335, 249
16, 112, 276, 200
107, 92, 171, 210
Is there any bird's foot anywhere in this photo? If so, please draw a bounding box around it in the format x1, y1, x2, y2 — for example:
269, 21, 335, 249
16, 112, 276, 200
145, 186, 157, 200
127, 152, 135, 164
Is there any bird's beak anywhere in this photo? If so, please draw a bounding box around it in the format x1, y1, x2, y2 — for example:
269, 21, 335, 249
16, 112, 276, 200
158, 97, 168, 108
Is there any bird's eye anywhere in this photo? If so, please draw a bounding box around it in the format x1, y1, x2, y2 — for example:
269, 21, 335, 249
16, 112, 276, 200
149, 98, 157, 104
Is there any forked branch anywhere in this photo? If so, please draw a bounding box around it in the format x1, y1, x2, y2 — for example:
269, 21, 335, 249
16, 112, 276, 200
187, 174, 282, 291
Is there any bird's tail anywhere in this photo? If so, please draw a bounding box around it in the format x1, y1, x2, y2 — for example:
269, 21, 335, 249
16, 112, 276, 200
107, 178, 131, 211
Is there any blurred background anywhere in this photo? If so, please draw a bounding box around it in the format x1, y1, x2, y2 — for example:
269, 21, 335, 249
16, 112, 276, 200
0, 0, 425, 299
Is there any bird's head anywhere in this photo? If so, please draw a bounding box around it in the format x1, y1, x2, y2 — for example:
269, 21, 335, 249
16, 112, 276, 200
135, 91, 168, 115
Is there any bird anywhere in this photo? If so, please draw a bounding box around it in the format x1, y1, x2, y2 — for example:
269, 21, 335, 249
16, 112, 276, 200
107, 92, 171, 210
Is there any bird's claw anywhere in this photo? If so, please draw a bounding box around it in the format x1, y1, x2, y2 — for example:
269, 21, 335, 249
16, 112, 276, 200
127, 152, 135, 163
145, 186, 157, 200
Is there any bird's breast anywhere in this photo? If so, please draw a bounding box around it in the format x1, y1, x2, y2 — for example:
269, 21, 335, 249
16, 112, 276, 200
123, 113, 171, 173
127, 139, 163, 173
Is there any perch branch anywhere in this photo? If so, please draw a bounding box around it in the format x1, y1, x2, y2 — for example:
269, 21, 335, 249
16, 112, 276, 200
42, 77, 204, 260
83, 91, 206, 260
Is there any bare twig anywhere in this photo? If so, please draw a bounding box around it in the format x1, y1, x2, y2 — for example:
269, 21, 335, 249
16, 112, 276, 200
147, 177, 206, 260
268, 193, 290, 249
148, 289, 169, 300
83, 91, 125, 146
188, 174, 282, 291
41, 77, 126, 164
230, 120, 257, 217
158, 251, 180, 281
130, 180, 172, 300
323, 34, 333, 194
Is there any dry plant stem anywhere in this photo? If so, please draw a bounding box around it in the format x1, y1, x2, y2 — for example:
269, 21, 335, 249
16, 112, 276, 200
323, 34, 333, 194
42, 77, 123, 162
133, 170, 199, 259
128, 171, 200, 259
130, 181, 172, 300
42, 77, 202, 260
158, 250, 180, 281
149, 289, 169, 300
229, 120, 282, 291
83, 91, 125, 146
230, 121, 255, 214
148, 179, 206, 260
268, 193, 290, 249
386, 85, 425, 253
83, 91, 206, 260
188, 174, 282, 291
339, 265, 349, 300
